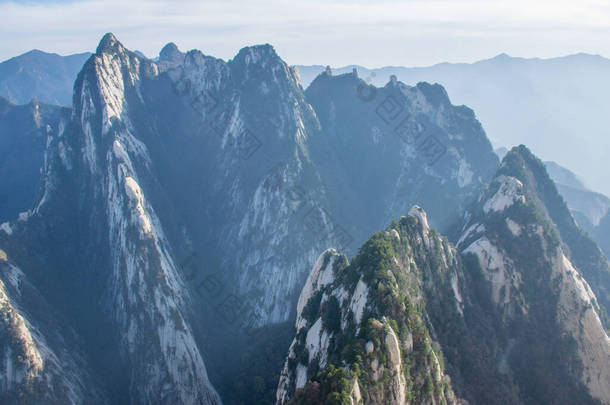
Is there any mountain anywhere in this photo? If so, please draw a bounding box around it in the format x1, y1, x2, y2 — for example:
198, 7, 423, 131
4, 33, 607, 404
470, 146, 610, 329
456, 145, 610, 403
544, 161, 587, 190
542, 160, 610, 260
297, 53, 610, 196
277, 146, 610, 404
597, 217, 610, 265
544, 160, 610, 229
0, 50, 91, 106
276, 208, 468, 405
0, 34, 223, 404
495, 146, 508, 160
2, 48, 608, 195
0, 257, 108, 404
0, 33, 502, 403
305, 72, 499, 241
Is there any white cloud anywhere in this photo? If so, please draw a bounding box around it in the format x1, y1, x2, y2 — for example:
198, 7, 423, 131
1, 0, 610, 66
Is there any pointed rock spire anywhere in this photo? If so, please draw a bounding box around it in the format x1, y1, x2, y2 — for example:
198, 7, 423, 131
96, 32, 125, 55
159, 42, 182, 63
408, 205, 430, 232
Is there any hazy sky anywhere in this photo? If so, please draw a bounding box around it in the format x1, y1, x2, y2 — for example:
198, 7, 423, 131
1, 0, 610, 66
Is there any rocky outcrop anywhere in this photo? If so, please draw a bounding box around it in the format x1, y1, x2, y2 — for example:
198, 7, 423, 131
278, 146, 610, 405
0, 33, 222, 404
6, 33, 604, 405
277, 208, 465, 405
0, 259, 107, 404
305, 72, 499, 239
457, 145, 610, 404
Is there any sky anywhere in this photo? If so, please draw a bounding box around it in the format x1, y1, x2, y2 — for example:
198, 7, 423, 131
2, 0, 610, 67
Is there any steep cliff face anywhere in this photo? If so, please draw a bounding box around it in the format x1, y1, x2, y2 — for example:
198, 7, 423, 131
457, 146, 610, 404
0, 256, 107, 404
490, 146, 610, 327
277, 207, 465, 405
0, 33, 342, 402
4, 33, 590, 404
0, 34, 222, 404
278, 146, 610, 405
596, 216, 610, 263
162, 41, 337, 324
306, 72, 499, 240
0, 97, 67, 224
543, 160, 610, 269
0, 35, 501, 334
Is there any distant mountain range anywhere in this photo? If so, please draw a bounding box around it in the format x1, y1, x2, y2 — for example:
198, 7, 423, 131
0, 49, 91, 106
297, 53, 610, 197
541, 160, 610, 262
2, 49, 609, 197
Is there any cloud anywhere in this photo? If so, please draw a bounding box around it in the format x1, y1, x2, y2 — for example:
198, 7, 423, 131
1, 0, 610, 66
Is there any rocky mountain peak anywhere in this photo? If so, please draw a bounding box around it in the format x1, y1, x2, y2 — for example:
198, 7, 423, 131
276, 214, 464, 404
407, 205, 430, 232
456, 145, 610, 404
233, 43, 280, 66
415, 81, 451, 107
159, 42, 183, 63
95, 32, 124, 55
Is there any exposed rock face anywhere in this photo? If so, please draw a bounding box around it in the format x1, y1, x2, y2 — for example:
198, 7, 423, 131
278, 146, 610, 405
305, 72, 499, 241
0, 33, 345, 402
0, 260, 107, 404
596, 216, 610, 264
457, 145, 610, 405
5, 33, 606, 405
0, 33, 221, 404
0, 33, 500, 336
277, 209, 465, 405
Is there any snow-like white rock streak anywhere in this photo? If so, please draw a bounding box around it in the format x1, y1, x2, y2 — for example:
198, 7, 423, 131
464, 237, 517, 307
305, 317, 332, 369
0, 263, 105, 403
384, 323, 407, 404
277, 250, 345, 404
71, 38, 221, 405
505, 218, 522, 236
0, 222, 12, 235
296, 249, 339, 321
350, 278, 369, 328
123, 176, 152, 235
456, 222, 485, 247
554, 252, 610, 403
483, 175, 526, 213
451, 272, 464, 315
0, 277, 43, 389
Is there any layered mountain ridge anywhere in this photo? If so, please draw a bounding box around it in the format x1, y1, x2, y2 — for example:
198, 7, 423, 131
0, 50, 91, 106
277, 146, 610, 405
0, 32, 608, 405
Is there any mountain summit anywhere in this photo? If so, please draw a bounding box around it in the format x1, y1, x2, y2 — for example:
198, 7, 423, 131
277, 146, 610, 405
0, 33, 608, 405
